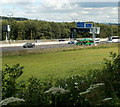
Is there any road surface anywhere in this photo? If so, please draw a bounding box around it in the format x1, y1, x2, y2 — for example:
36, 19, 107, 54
1, 40, 107, 53
2, 44, 76, 52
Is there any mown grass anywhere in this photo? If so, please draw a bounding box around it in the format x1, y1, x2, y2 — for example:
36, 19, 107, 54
2, 44, 118, 81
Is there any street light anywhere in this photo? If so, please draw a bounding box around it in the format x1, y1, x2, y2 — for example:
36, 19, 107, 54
7, 14, 13, 18
7, 14, 13, 43
72, 19, 77, 22
71, 19, 77, 40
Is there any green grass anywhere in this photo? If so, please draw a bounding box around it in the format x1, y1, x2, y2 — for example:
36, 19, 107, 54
2, 47, 118, 81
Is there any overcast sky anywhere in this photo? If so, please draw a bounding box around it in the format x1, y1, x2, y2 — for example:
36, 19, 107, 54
1, 0, 119, 23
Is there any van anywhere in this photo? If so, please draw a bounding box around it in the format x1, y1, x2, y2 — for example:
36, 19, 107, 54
107, 36, 120, 43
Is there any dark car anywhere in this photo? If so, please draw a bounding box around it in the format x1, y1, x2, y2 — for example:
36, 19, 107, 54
59, 39, 65, 42
68, 41, 75, 44
23, 43, 35, 48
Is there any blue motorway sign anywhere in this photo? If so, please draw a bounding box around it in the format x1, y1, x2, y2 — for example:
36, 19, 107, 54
86, 23, 93, 28
76, 22, 85, 28
76, 22, 93, 28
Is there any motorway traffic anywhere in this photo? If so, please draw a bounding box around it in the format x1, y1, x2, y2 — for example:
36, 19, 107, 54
1, 38, 113, 53
2, 43, 76, 52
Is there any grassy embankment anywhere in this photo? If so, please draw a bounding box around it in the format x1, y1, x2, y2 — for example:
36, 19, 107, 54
2, 43, 118, 81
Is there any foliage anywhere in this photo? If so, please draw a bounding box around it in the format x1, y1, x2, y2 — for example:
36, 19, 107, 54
1, 16, 28, 21
2, 52, 120, 106
20, 77, 52, 106
2, 20, 74, 40
2, 64, 24, 99
2, 19, 118, 40
54, 52, 120, 106
103, 52, 120, 98
0, 97, 25, 106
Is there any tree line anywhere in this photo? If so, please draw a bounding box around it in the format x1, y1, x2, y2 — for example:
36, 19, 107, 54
2, 19, 118, 40
0, 16, 28, 21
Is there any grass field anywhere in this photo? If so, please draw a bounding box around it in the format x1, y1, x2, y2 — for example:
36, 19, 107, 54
2, 46, 118, 81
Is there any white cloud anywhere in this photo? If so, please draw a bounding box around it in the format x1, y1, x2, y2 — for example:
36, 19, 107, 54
41, 0, 74, 11
1, 0, 119, 5
70, 13, 78, 17
1, 0, 118, 23
1, 0, 37, 4
83, 8, 93, 10
69, 0, 119, 2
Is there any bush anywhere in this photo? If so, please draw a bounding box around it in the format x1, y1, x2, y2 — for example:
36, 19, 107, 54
54, 52, 120, 106
2, 64, 24, 99
21, 77, 52, 106
103, 52, 120, 101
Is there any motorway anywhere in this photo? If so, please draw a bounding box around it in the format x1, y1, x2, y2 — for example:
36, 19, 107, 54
1, 39, 107, 52
2, 43, 76, 52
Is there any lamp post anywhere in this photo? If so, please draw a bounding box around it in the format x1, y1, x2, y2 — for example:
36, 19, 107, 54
72, 19, 77, 23
7, 14, 13, 43
71, 19, 77, 40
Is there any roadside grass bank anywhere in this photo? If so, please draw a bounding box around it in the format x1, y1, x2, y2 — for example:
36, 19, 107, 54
2, 44, 118, 81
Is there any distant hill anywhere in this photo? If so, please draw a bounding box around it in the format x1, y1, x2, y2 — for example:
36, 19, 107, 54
101, 22, 119, 25
0, 16, 28, 21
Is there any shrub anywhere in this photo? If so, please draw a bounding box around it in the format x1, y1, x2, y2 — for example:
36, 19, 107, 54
2, 64, 24, 99
103, 52, 120, 102
54, 52, 120, 106
17, 77, 53, 106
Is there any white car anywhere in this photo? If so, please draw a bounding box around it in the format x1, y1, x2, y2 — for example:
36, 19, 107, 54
95, 38, 100, 43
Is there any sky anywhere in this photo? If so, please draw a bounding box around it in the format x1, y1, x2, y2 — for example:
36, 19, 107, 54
1, 0, 119, 23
